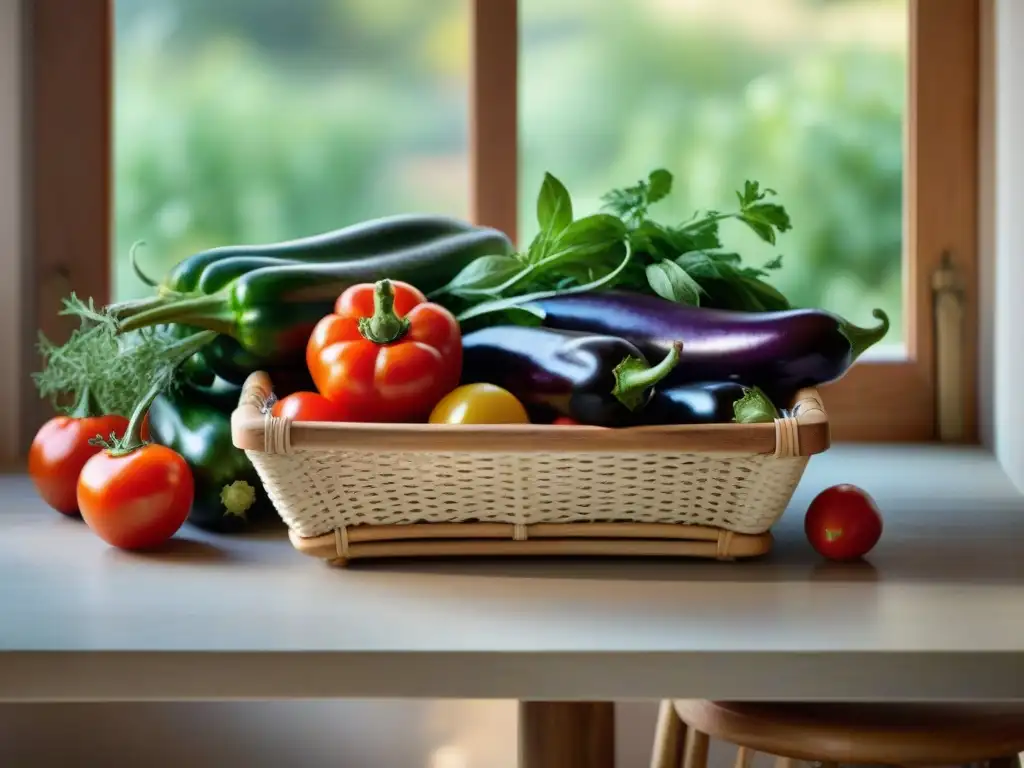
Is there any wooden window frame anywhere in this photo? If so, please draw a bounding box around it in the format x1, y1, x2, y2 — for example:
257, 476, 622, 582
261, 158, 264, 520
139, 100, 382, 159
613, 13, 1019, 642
14, 0, 979, 457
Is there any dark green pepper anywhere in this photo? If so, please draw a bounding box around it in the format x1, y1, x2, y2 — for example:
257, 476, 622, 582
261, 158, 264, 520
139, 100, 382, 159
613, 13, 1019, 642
118, 226, 516, 368
109, 213, 485, 321
147, 381, 277, 533
161, 213, 481, 295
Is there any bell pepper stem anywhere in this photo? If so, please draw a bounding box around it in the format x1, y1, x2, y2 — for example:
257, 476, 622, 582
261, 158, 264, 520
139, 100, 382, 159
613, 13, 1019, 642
839, 308, 890, 362
612, 341, 682, 412
89, 330, 218, 455
357, 279, 411, 344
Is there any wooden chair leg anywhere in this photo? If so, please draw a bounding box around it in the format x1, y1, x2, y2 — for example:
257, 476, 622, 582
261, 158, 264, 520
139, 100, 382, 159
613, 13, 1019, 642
773, 758, 796, 768
651, 700, 687, 768
682, 728, 710, 768
518, 701, 614, 768
733, 746, 754, 768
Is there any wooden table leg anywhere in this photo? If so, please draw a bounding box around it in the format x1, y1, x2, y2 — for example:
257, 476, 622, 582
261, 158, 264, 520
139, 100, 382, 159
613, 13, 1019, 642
518, 701, 615, 768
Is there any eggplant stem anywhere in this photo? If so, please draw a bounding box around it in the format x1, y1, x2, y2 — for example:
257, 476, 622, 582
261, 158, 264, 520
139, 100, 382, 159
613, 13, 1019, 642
612, 341, 682, 412
840, 308, 890, 362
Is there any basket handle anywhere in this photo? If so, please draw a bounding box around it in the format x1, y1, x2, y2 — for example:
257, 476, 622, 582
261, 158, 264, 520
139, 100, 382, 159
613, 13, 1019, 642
771, 387, 829, 458
231, 371, 283, 453
791, 387, 827, 424
238, 371, 274, 414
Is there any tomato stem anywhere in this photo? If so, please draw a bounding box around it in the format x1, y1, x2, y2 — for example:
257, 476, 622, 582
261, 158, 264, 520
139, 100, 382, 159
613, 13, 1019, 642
89, 330, 218, 455
825, 527, 843, 542
357, 279, 411, 345
67, 385, 100, 419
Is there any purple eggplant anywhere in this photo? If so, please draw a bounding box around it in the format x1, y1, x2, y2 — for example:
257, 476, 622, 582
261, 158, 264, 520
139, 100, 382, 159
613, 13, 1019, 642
524, 291, 889, 398
459, 325, 682, 427
640, 381, 780, 425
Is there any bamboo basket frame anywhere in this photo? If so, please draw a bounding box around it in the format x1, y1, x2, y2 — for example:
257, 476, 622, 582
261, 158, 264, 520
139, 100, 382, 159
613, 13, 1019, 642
232, 372, 830, 566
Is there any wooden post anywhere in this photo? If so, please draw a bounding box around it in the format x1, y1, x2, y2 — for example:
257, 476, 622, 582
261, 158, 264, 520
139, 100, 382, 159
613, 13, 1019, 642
518, 701, 615, 768
469, 0, 518, 243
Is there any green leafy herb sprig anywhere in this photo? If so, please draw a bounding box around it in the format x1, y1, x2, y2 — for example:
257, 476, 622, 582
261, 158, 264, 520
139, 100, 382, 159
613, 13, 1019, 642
430, 169, 794, 323
32, 293, 211, 418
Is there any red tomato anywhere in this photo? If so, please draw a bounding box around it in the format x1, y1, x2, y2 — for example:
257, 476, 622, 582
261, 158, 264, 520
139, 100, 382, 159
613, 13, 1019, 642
76, 444, 193, 550
551, 416, 607, 427
804, 484, 883, 561
28, 412, 148, 516
271, 391, 352, 422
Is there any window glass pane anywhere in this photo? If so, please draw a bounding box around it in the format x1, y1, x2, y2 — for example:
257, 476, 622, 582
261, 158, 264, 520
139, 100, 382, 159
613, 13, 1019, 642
113, 0, 470, 301
520, 0, 906, 354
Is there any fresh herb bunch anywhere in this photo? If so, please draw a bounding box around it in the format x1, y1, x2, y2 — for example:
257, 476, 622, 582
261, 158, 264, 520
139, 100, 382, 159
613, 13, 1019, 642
33, 294, 212, 418
431, 169, 794, 321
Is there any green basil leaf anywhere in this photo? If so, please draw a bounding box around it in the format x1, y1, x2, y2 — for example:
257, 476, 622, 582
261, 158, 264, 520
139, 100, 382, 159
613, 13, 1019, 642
537, 172, 573, 234
740, 275, 790, 310
646, 169, 673, 204
670, 218, 722, 252
557, 213, 627, 247
675, 251, 723, 280
440, 255, 525, 295
645, 260, 703, 305
457, 240, 633, 323
710, 252, 743, 266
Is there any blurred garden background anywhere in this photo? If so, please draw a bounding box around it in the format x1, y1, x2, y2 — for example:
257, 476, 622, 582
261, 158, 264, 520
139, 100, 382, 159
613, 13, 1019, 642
114, 0, 906, 349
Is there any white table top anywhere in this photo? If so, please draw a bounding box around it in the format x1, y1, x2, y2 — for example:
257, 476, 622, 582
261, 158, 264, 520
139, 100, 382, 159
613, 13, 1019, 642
2, 444, 1023, 702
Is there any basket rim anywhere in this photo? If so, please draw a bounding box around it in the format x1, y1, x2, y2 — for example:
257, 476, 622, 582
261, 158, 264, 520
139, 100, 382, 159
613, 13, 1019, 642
231, 371, 830, 457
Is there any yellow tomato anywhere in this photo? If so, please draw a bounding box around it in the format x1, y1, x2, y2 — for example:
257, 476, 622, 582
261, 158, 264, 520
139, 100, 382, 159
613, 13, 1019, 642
428, 384, 531, 424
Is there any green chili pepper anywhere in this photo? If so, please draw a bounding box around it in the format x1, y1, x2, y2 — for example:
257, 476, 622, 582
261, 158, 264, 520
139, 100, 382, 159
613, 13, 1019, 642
117, 226, 516, 366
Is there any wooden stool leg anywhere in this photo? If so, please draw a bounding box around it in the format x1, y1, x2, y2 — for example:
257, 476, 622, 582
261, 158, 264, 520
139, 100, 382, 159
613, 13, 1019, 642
734, 746, 754, 768
651, 700, 687, 768
518, 701, 614, 768
683, 728, 710, 768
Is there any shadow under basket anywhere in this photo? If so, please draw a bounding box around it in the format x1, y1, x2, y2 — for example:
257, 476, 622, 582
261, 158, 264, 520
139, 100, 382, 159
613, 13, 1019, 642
231, 372, 831, 566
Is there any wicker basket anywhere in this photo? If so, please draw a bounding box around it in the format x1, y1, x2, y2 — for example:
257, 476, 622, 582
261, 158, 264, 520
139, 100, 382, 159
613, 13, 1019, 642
232, 371, 830, 566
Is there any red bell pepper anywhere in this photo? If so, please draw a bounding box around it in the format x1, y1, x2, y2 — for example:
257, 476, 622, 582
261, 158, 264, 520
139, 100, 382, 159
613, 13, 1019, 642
306, 278, 462, 422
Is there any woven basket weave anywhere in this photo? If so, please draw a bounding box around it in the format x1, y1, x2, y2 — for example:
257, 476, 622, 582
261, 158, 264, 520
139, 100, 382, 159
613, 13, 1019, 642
232, 372, 830, 564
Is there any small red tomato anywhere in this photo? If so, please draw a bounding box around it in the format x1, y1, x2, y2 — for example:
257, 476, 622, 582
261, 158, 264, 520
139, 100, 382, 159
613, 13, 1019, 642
77, 443, 193, 551
28, 409, 150, 516
804, 483, 883, 561
551, 416, 607, 427
271, 391, 352, 422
